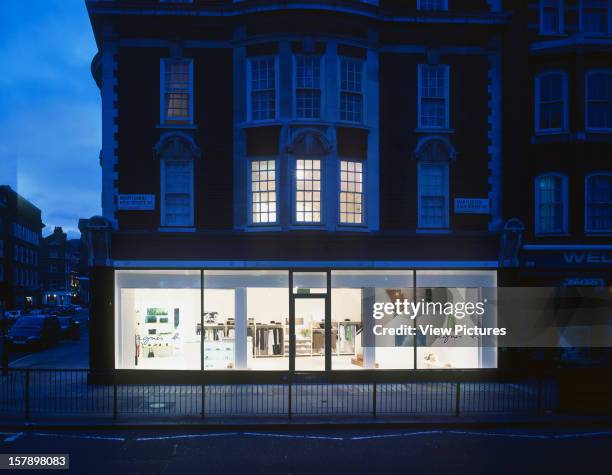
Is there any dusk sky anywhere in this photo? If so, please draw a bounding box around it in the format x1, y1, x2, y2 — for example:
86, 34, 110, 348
0, 0, 101, 239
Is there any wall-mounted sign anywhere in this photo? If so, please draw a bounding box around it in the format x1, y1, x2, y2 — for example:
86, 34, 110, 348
117, 194, 155, 211
454, 198, 490, 214
523, 250, 612, 268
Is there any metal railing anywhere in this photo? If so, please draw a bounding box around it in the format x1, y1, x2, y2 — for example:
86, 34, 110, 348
0, 369, 561, 420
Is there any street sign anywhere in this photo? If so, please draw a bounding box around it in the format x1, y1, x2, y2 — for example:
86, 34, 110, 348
117, 194, 155, 211
454, 198, 490, 214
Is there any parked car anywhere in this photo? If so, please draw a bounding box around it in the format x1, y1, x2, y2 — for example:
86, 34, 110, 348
7, 316, 61, 349
4, 310, 22, 322
58, 316, 81, 340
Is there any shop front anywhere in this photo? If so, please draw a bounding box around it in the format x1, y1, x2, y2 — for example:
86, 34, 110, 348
113, 267, 498, 373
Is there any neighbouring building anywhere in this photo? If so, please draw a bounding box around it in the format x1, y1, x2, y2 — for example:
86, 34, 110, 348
0, 185, 44, 311
41, 227, 75, 307
84, 0, 611, 376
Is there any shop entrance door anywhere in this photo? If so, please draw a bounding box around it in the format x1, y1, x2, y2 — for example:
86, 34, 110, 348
289, 271, 330, 372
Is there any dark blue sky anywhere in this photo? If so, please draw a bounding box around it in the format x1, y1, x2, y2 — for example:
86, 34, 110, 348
0, 0, 101, 239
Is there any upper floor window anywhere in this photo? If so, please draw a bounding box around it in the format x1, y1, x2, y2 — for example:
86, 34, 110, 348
585, 173, 612, 232
161, 59, 193, 125
418, 64, 450, 129
339, 160, 364, 225
540, 0, 563, 34
249, 57, 276, 121
418, 162, 449, 229
250, 159, 278, 224
339, 58, 363, 123
417, 0, 448, 10
581, 0, 611, 34
295, 56, 321, 119
295, 159, 322, 223
535, 71, 568, 133
162, 159, 193, 227
535, 174, 568, 234
586, 70, 612, 130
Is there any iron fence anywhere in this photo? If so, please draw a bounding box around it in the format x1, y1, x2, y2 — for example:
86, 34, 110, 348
0, 369, 560, 420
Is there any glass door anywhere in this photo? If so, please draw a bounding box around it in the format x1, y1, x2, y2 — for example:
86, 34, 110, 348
293, 298, 326, 371
290, 271, 330, 372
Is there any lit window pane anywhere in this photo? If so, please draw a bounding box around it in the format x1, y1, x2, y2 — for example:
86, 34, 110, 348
164, 59, 191, 123
339, 160, 364, 224
251, 160, 277, 224
296, 159, 322, 223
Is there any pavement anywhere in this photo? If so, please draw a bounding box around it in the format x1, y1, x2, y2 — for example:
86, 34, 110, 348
0, 427, 610, 474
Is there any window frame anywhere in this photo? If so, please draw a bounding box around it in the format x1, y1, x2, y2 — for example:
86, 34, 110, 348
293, 54, 323, 120
338, 159, 366, 226
248, 157, 279, 226
418, 64, 450, 130
540, 0, 564, 35
292, 157, 324, 226
338, 57, 365, 124
160, 58, 194, 126
585, 69, 612, 131
160, 158, 195, 229
417, 161, 450, 230
534, 173, 569, 235
247, 55, 279, 123
579, 0, 612, 35
585, 172, 612, 233
416, 0, 449, 11
534, 70, 569, 134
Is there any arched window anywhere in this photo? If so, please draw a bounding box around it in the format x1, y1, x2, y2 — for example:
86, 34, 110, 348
417, 138, 451, 229
585, 173, 612, 232
535, 71, 568, 133
585, 70, 612, 130
535, 173, 568, 234
155, 133, 199, 228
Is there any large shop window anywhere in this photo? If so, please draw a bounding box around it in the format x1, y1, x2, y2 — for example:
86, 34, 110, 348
116, 270, 201, 370
115, 269, 497, 371
415, 271, 497, 369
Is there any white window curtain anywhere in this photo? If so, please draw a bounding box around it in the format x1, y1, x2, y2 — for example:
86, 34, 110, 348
536, 175, 566, 233
418, 162, 449, 228
586, 70, 612, 130
163, 160, 193, 227
586, 174, 612, 231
